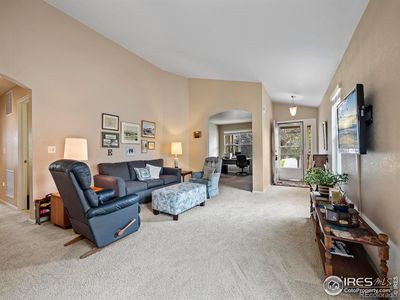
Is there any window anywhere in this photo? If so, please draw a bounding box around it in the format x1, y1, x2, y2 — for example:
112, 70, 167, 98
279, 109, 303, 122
224, 130, 252, 157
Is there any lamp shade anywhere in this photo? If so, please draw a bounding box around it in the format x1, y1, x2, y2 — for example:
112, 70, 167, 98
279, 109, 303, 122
171, 142, 182, 155
289, 106, 297, 117
64, 138, 88, 161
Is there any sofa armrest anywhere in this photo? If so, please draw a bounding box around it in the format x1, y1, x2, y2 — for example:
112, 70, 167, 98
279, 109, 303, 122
191, 171, 203, 179
210, 172, 221, 187
96, 189, 116, 205
162, 167, 182, 182
94, 175, 126, 197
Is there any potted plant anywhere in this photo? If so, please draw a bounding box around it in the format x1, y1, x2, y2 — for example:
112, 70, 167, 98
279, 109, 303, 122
304, 167, 348, 197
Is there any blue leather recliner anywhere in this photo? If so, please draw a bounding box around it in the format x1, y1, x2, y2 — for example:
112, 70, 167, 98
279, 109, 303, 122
49, 160, 140, 258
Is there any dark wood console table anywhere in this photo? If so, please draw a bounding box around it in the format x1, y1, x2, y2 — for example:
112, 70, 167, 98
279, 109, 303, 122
310, 191, 389, 280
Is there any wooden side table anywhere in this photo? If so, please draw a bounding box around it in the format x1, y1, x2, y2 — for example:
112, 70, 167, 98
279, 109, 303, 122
51, 186, 103, 229
181, 170, 192, 182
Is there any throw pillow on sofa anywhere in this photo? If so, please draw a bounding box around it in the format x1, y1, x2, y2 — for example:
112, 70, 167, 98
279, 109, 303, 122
134, 167, 152, 181
202, 166, 215, 180
146, 164, 161, 179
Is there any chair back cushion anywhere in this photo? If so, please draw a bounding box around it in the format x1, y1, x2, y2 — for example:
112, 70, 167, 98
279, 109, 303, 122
203, 157, 222, 173
202, 166, 216, 180
127, 160, 146, 180
49, 160, 97, 224
98, 162, 130, 181
236, 155, 248, 167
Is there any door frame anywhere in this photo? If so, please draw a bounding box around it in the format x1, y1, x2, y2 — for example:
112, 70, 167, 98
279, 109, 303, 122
17, 95, 32, 210
273, 118, 317, 183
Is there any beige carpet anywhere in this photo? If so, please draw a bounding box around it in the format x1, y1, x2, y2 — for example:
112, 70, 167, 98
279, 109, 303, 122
0, 184, 353, 299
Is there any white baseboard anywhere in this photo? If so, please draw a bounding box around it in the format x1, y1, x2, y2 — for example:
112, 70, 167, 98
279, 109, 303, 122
0, 198, 17, 209
360, 212, 399, 278
252, 184, 271, 194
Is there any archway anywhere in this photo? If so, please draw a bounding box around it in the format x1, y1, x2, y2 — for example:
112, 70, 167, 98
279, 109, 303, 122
208, 109, 253, 191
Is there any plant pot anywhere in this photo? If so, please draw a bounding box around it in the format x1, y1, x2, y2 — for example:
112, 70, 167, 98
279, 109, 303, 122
318, 185, 331, 197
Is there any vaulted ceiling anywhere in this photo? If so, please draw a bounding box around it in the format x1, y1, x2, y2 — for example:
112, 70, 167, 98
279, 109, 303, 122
47, 0, 369, 106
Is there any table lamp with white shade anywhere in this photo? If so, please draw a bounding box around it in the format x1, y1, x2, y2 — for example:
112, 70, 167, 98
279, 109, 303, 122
171, 142, 182, 168
64, 138, 88, 161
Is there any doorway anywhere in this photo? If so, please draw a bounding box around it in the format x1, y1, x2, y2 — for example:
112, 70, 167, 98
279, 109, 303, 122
17, 96, 31, 210
207, 110, 253, 192
274, 119, 317, 184
0, 75, 32, 210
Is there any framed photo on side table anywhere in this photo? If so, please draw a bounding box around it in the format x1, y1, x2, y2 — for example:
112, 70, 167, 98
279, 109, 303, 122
102, 113, 119, 131
141, 120, 156, 138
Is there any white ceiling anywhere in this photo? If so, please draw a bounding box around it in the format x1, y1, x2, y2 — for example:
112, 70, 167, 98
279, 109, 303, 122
209, 110, 252, 125
47, 0, 369, 107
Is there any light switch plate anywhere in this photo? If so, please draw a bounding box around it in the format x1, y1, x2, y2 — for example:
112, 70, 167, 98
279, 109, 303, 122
48, 146, 56, 154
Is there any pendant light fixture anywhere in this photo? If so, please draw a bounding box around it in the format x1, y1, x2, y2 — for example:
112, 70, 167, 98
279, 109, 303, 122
289, 95, 297, 117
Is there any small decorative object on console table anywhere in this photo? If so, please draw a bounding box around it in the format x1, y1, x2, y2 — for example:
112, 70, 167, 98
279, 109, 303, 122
171, 142, 182, 168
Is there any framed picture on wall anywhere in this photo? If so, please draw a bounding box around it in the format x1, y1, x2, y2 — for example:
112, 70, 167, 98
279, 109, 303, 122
322, 121, 328, 151
102, 113, 119, 131
148, 141, 155, 150
126, 146, 135, 157
121, 122, 140, 144
141, 120, 156, 138
141, 140, 148, 153
102, 132, 120, 148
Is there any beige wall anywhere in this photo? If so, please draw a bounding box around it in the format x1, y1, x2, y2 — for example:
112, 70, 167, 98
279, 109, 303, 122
318, 0, 400, 275
262, 87, 273, 190
0, 0, 189, 217
188, 79, 272, 191
208, 123, 219, 157
0, 85, 30, 206
272, 102, 318, 122
217, 122, 252, 157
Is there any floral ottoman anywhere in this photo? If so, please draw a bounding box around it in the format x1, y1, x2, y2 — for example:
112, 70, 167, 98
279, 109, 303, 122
152, 182, 207, 220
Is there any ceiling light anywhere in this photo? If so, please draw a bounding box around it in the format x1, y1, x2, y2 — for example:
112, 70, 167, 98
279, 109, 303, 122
289, 96, 297, 117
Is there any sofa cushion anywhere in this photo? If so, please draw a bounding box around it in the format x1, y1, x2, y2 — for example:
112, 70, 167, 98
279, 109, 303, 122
127, 160, 146, 180
125, 180, 148, 194
147, 164, 161, 179
145, 159, 163, 168
159, 175, 178, 185
146, 179, 164, 188
134, 167, 152, 181
98, 162, 130, 181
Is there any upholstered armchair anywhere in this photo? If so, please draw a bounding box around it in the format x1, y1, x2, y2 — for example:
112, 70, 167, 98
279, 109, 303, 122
49, 160, 141, 258
190, 157, 222, 198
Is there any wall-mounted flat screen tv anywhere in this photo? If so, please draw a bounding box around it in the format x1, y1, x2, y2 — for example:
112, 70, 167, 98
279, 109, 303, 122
337, 84, 367, 154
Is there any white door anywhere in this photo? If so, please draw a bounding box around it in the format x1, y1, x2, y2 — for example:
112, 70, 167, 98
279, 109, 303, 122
275, 121, 304, 181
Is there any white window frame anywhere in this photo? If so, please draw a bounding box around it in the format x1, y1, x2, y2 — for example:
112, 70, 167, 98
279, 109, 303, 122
331, 85, 342, 173
223, 130, 252, 156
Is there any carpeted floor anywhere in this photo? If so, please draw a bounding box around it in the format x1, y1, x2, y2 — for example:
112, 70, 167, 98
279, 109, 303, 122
0, 184, 353, 299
